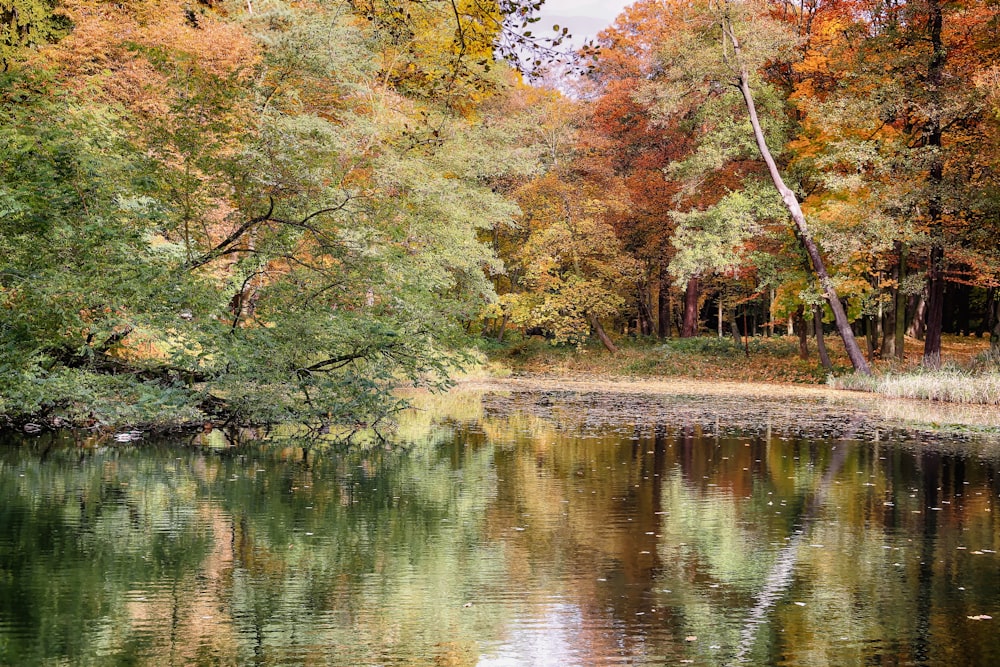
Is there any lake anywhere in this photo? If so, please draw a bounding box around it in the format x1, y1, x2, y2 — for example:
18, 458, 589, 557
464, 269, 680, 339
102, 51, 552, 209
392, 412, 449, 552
2, 379, 1000, 666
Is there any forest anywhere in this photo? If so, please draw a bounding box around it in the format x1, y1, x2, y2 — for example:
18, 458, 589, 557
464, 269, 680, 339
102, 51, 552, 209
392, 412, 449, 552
1, 0, 999, 430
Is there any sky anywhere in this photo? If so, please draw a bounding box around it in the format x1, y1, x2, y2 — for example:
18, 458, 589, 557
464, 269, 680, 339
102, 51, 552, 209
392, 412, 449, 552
536, 0, 634, 44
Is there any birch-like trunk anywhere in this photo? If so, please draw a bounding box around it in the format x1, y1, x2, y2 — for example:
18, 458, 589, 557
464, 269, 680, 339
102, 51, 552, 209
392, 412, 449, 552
724, 20, 871, 375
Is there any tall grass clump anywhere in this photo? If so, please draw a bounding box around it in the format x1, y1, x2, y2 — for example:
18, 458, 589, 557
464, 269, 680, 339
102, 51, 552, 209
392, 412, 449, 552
832, 365, 1000, 406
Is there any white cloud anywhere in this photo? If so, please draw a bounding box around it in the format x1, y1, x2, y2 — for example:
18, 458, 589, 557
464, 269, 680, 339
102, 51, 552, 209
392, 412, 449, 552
538, 0, 633, 24
534, 0, 633, 47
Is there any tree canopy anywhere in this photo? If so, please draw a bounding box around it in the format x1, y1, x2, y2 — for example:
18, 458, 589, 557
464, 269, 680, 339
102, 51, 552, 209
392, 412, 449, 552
1, 0, 998, 430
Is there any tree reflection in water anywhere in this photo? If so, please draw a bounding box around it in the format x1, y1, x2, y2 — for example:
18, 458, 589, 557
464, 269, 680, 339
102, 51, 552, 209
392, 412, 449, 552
2, 386, 1000, 665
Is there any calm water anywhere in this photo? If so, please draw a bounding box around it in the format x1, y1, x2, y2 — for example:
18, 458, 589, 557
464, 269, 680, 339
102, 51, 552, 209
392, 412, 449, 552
2, 384, 1000, 666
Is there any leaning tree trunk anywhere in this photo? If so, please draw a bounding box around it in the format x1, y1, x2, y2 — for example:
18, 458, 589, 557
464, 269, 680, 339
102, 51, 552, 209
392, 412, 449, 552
727, 29, 871, 375
681, 277, 700, 337
589, 312, 618, 354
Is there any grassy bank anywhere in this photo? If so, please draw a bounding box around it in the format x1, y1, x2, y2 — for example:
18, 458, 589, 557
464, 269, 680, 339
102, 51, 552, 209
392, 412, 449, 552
483, 333, 1000, 405
833, 369, 1000, 405
832, 349, 1000, 406
483, 334, 854, 384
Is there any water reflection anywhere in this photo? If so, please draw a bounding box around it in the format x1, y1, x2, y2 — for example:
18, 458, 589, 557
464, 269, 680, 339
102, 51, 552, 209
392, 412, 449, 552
1, 386, 1000, 665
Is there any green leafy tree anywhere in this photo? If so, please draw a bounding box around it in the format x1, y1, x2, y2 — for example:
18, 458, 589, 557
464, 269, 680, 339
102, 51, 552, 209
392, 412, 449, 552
0, 0, 67, 70
1, 0, 527, 429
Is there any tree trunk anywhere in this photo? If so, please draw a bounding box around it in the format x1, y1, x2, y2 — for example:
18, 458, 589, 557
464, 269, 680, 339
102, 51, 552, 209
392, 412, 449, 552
865, 315, 877, 361
638, 286, 654, 337
795, 304, 809, 360
881, 280, 896, 360
590, 312, 618, 354
728, 31, 871, 374
991, 295, 1000, 353
668, 285, 677, 338
681, 277, 699, 337
815, 305, 832, 371
768, 288, 775, 337
496, 313, 509, 343
908, 292, 927, 340
729, 307, 743, 349
658, 275, 671, 339
922, 0, 946, 369
876, 281, 884, 345
718, 298, 724, 338
923, 245, 945, 368
894, 242, 908, 360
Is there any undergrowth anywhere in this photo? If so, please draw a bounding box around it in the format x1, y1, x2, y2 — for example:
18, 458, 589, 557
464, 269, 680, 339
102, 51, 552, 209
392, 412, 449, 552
486, 333, 848, 384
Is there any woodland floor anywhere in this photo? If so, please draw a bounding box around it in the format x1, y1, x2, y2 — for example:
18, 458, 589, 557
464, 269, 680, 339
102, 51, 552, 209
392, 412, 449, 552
485, 333, 994, 385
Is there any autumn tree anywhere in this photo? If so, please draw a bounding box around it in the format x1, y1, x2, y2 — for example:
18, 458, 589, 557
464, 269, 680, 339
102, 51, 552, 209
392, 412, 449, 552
641, 0, 871, 373
786, 0, 1000, 366
507, 171, 642, 352
488, 89, 641, 352
0, 0, 533, 428
588, 1, 698, 338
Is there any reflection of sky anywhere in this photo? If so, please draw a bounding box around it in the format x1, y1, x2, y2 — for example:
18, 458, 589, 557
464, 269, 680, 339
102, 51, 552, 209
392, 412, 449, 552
477, 603, 591, 666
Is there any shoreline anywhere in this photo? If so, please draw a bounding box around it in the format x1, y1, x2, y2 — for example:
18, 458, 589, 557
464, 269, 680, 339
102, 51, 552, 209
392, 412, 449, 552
4, 367, 999, 437
452, 374, 1000, 436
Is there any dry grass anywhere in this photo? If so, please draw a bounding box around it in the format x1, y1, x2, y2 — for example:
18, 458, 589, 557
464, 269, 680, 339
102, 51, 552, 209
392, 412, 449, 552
834, 368, 1000, 406
832, 342, 1000, 406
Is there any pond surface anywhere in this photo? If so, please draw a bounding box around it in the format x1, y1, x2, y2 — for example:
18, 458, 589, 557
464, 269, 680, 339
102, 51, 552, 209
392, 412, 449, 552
2, 382, 1000, 666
